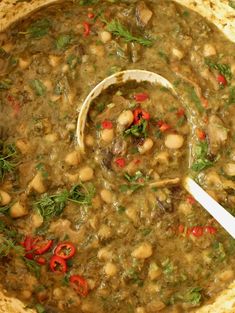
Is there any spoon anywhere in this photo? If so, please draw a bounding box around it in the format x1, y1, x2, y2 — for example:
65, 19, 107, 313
76, 69, 235, 238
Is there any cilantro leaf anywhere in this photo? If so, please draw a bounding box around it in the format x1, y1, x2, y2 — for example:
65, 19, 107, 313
30, 79, 47, 96
55, 34, 72, 50
25, 18, 52, 38
124, 119, 148, 138
205, 58, 232, 81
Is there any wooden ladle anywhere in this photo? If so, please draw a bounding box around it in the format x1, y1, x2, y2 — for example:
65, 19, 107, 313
76, 69, 235, 238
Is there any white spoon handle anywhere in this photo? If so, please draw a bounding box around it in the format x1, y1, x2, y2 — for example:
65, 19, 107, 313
184, 177, 235, 238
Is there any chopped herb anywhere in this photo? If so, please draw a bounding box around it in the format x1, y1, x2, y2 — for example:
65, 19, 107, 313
227, 86, 235, 106
211, 241, 226, 262
34, 191, 69, 219
158, 51, 169, 63
162, 258, 174, 275
66, 54, 79, 69
205, 58, 232, 81
35, 163, 48, 178
184, 287, 202, 305
191, 141, 214, 172
30, 79, 47, 96
117, 205, 126, 214
229, 0, 235, 9
0, 79, 12, 90
185, 86, 204, 113
23, 257, 41, 278
119, 183, 143, 193
0, 205, 10, 214
24, 18, 52, 38
68, 183, 95, 205
141, 228, 152, 236
62, 272, 71, 286
124, 119, 148, 138
123, 268, 143, 286
176, 116, 186, 127
103, 19, 153, 47
79, 0, 99, 5
55, 34, 72, 50
182, 10, 190, 17
35, 303, 46, 313
155, 129, 162, 139
124, 171, 147, 182
0, 238, 24, 257
96, 103, 106, 113
0, 142, 17, 181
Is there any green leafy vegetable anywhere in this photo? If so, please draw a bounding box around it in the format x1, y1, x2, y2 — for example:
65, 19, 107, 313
124, 119, 148, 138
68, 183, 95, 205
119, 184, 143, 193
24, 18, 52, 38
0, 238, 24, 257
34, 191, 69, 219
185, 86, 204, 113
0, 142, 17, 181
184, 287, 202, 305
0, 79, 12, 90
103, 19, 153, 47
162, 258, 174, 275
191, 141, 213, 172
123, 268, 143, 286
55, 34, 72, 50
23, 257, 41, 278
35, 304, 46, 313
30, 79, 47, 96
66, 54, 80, 69
205, 58, 232, 81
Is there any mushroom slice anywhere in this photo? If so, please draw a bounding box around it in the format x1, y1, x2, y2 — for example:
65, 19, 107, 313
136, 1, 153, 27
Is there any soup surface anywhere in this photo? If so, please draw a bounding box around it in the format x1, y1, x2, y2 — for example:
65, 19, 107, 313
0, 1, 235, 313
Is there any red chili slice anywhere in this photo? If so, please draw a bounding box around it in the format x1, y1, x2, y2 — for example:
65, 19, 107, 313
133, 92, 149, 102
177, 107, 185, 117
7, 95, 21, 117
191, 226, 204, 237
70, 275, 89, 297
23, 236, 34, 260
83, 22, 91, 37
101, 120, 113, 129
178, 224, 185, 233
54, 242, 76, 260
35, 256, 47, 265
186, 195, 196, 205
133, 108, 150, 125
33, 237, 53, 255
87, 12, 95, 19
204, 226, 217, 234
196, 129, 206, 141
115, 158, 126, 168
217, 74, 227, 86
157, 120, 171, 132
50, 255, 67, 274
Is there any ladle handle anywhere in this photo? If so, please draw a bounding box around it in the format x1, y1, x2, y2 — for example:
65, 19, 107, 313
184, 177, 235, 239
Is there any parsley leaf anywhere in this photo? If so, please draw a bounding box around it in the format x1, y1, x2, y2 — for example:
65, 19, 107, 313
30, 79, 47, 96
103, 19, 153, 47
205, 58, 232, 81
191, 141, 214, 172
25, 18, 52, 38
184, 287, 202, 305
124, 119, 148, 138
23, 257, 41, 278
0, 142, 17, 181
227, 86, 235, 106
55, 34, 72, 50
0, 79, 12, 90
68, 183, 95, 205
185, 86, 204, 113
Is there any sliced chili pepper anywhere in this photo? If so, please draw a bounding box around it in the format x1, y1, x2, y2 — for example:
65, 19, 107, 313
191, 226, 204, 237
204, 226, 217, 234
87, 12, 95, 19
157, 120, 171, 132
134, 159, 141, 164
178, 224, 185, 233
201, 97, 208, 108
23, 236, 34, 260
54, 242, 76, 260
133, 92, 149, 102
177, 107, 185, 117
115, 158, 126, 168
7, 95, 20, 117
83, 22, 91, 37
33, 237, 53, 255
186, 195, 196, 205
70, 275, 89, 297
35, 256, 47, 265
196, 129, 206, 141
217, 74, 227, 86
101, 120, 113, 129
50, 255, 67, 274
133, 108, 150, 125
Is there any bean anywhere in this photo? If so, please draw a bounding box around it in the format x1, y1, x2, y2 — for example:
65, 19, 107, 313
218, 269, 234, 282
148, 262, 162, 280
44, 133, 58, 143
65, 151, 81, 166
10, 201, 28, 218
89, 44, 105, 57
117, 110, 134, 127
99, 31, 112, 43
31, 213, 44, 228
79, 166, 94, 181
19, 58, 30, 70
49, 55, 61, 67
28, 172, 46, 193
101, 129, 114, 143
85, 135, 95, 147
0, 190, 11, 206
100, 189, 113, 204
104, 262, 117, 277
98, 225, 112, 239
203, 43, 216, 57
172, 48, 184, 60
164, 134, 184, 149
223, 163, 235, 176
131, 242, 153, 259
138, 138, 154, 154
97, 247, 113, 260
136, 308, 146, 313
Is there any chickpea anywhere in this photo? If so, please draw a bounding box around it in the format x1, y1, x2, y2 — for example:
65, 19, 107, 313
0, 190, 11, 206
104, 262, 117, 277
131, 242, 153, 259
218, 269, 234, 282
125, 207, 138, 223
16, 138, 31, 154
31, 213, 43, 228
172, 48, 184, 60
89, 44, 105, 57
79, 166, 94, 181
28, 172, 46, 193
203, 43, 216, 57
164, 133, 184, 149
223, 163, 235, 176
85, 134, 95, 147
65, 173, 79, 183
49, 55, 61, 67
92, 195, 102, 209
19, 58, 30, 70
136, 307, 146, 313
138, 138, 154, 154
148, 262, 162, 280
65, 151, 80, 166
98, 225, 112, 239
21, 290, 32, 300
44, 133, 58, 143
101, 129, 114, 143
10, 201, 28, 218
100, 189, 113, 204
117, 110, 134, 127
99, 31, 112, 43
97, 247, 113, 260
